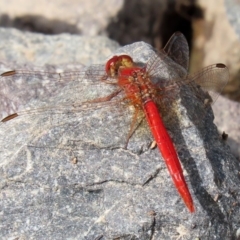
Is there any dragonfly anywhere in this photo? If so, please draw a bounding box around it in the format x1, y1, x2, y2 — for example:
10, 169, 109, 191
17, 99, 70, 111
0, 32, 229, 212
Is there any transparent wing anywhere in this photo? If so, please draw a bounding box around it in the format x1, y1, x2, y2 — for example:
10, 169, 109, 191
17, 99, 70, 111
188, 63, 229, 104
146, 32, 189, 87
152, 63, 229, 111
162, 31, 189, 71
0, 64, 121, 121
144, 32, 228, 106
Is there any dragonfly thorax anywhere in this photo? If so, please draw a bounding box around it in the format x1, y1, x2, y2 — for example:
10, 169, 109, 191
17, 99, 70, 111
118, 67, 158, 109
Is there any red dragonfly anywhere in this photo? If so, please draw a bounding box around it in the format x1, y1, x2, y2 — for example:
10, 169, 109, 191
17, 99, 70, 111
0, 32, 229, 213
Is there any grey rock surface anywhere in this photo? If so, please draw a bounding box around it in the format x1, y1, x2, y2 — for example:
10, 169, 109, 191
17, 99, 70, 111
225, 0, 240, 39
0, 28, 240, 240
0, 28, 119, 66
213, 95, 240, 160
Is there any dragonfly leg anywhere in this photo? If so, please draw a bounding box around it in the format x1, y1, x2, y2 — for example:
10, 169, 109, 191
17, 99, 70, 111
87, 89, 122, 103
124, 108, 144, 149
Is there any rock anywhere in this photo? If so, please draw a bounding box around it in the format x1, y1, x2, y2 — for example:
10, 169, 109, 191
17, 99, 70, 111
0, 28, 240, 240
213, 95, 240, 159
0, 0, 124, 36
0, 28, 119, 66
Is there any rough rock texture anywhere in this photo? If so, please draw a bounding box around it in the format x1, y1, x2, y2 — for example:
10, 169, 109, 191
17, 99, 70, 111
0, 28, 240, 239
0, 28, 119, 66
213, 96, 240, 160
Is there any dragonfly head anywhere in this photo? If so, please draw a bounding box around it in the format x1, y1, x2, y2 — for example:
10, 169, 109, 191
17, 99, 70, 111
105, 55, 134, 78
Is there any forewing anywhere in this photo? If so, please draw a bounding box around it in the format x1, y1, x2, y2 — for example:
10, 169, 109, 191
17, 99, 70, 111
0, 64, 120, 121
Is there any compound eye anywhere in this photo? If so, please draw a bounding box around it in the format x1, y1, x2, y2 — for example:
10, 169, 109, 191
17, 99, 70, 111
105, 55, 119, 76
105, 55, 134, 77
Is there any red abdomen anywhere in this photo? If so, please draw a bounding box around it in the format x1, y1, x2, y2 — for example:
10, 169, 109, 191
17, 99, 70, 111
144, 100, 194, 212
